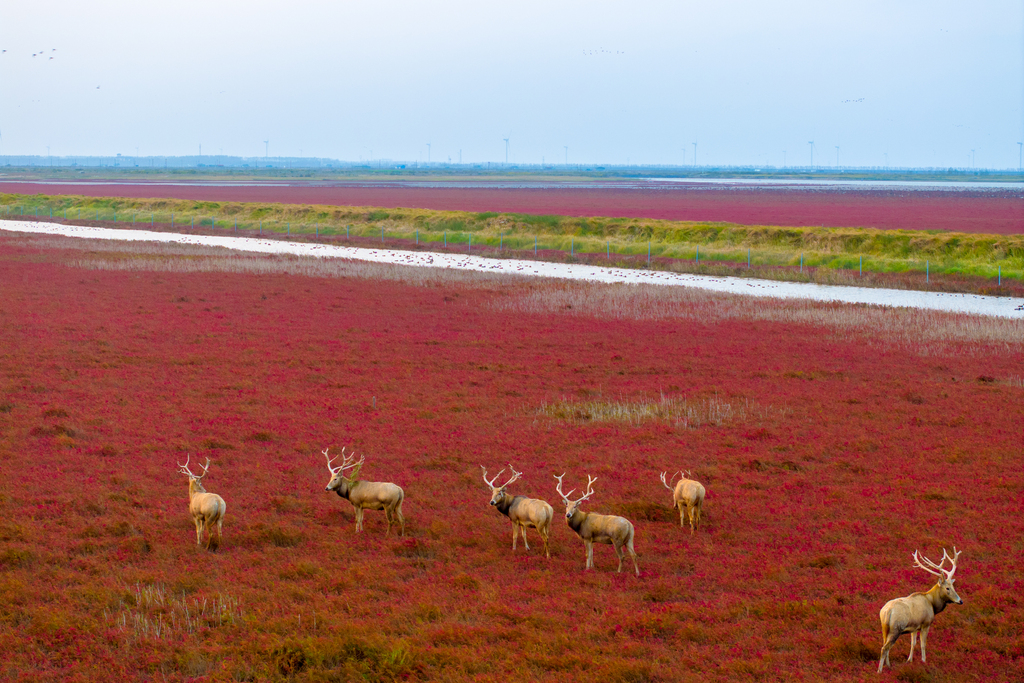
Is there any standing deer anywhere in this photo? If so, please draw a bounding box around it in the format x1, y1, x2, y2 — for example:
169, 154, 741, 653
660, 470, 706, 534
177, 455, 227, 551
481, 464, 554, 558
554, 473, 638, 576
323, 447, 405, 536
878, 548, 964, 674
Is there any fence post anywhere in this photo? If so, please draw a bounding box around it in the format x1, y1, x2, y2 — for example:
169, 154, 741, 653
648, 241, 651, 268
500, 232, 503, 250
859, 255, 862, 276
748, 248, 751, 268
347, 225, 350, 239
468, 234, 471, 253
571, 236, 574, 256
315, 223, 318, 238
259, 220, 262, 235
191, 217, 194, 229
151, 213, 154, 226
288, 222, 290, 235
695, 245, 698, 264
235, 219, 237, 232
444, 231, 447, 247
800, 253, 803, 273
416, 230, 419, 244
607, 240, 610, 258
998, 265, 1001, 286
926, 260, 929, 283
535, 236, 537, 256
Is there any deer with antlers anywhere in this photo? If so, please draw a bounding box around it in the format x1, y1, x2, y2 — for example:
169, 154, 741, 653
323, 447, 405, 536
554, 473, 638, 576
660, 470, 706, 534
878, 547, 964, 674
177, 455, 227, 551
481, 464, 554, 558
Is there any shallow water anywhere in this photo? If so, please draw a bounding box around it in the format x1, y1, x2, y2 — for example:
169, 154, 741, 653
3, 220, 1021, 319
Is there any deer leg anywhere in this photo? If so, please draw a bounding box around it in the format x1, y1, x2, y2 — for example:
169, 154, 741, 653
396, 505, 405, 537
907, 631, 917, 662
521, 524, 530, 550
613, 542, 624, 573
688, 505, 697, 534
540, 525, 550, 559
511, 523, 518, 550
920, 626, 929, 663
355, 508, 363, 533
384, 508, 393, 537
584, 540, 594, 569
194, 518, 203, 546
678, 503, 685, 528
627, 539, 639, 577
878, 630, 899, 673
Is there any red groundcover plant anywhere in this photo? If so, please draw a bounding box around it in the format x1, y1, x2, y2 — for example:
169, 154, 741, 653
0, 235, 1021, 681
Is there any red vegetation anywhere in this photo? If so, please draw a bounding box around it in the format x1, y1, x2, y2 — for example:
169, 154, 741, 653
2, 180, 1022, 233
0, 236, 1021, 681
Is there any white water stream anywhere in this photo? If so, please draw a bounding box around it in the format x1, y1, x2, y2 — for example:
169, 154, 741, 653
3, 220, 1021, 319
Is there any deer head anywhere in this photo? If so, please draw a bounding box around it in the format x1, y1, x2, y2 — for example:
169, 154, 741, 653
659, 470, 682, 492
554, 472, 596, 519
481, 464, 522, 506
178, 454, 211, 494
913, 547, 963, 605
323, 447, 365, 497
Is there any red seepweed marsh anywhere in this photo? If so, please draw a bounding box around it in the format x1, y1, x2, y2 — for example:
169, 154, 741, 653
0, 233, 1020, 681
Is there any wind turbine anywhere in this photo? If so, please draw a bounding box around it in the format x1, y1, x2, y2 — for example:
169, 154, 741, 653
692, 141, 697, 166
835, 145, 840, 169
503, 135, 510, 164
264, 140, 269, 159
808, 141, 814, 168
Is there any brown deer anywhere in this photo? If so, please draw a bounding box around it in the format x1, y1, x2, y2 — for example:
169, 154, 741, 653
878, 548, 964, 674
177, 455, 227, 551
660, 470, 706, 534
323, 448, 405, 536
554, 473, 638, 576
481, 464, 554, 558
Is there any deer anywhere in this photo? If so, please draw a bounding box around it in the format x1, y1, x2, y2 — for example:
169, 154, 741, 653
323, 447, 405, 536
177, 455, 227, 551
554, 473, 638, 576
481, 464, 554, 558
660, 470, 706, 534
878, 547, 964, 674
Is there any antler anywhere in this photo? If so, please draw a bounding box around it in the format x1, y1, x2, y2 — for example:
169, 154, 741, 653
913, 547, 962, 580
502, 463, 523, 489
578, 475, 597, 503
554, 472, 575, 502
481, 465, 506, 489
554, 473, 596, 505
177, 454, 210, 480
323, 447, 342, 474
660, 470, 682, 491
340, 451, 365, 473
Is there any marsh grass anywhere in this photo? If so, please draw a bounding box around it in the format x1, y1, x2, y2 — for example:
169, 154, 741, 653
109, 582, 243, 642
3, 192, 1021, 284
538, 393, 776, 428
9, 233, 1024, 356
500, 281, 1024, 356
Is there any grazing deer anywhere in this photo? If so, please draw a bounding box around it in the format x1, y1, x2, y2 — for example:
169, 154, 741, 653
481, 464, 554, 558
177, 455, 227, 551
323, 448, 405, 536
554, 473, 638, 576
660, 470, 706, 534
878, 548, 964, 674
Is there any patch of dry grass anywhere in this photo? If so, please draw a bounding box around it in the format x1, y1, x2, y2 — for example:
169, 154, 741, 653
538, 394, 777, 428
498, 281, 1024, 356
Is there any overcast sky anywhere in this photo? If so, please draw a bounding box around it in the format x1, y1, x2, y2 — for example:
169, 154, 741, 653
2, 1, 1022, 168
